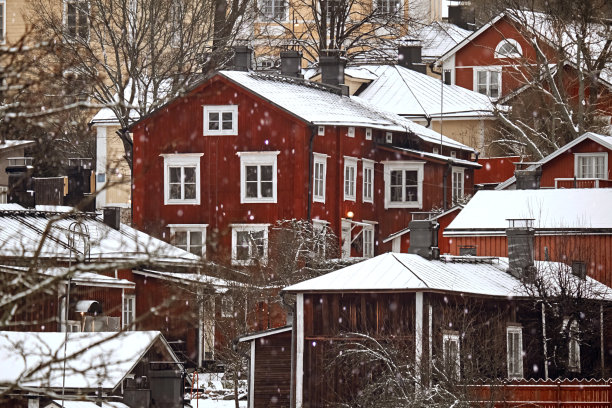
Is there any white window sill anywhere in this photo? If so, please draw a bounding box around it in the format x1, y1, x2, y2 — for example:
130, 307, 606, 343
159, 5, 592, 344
313, 196, 325, 203
165, 199, 200, 205
241, 197, 277, 204
386, 201, 421, 209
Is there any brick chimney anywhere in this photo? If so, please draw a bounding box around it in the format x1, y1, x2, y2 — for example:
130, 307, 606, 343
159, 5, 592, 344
514, 163, 542, 190
234, 46, 253, 71
103, 207, 121, 230
448, 3, 476, 31
408, 217, 440, 260
506, 218, 535, 280
280, 50, 303, 78
398, 41, 427, 74
319, 51, 347, 87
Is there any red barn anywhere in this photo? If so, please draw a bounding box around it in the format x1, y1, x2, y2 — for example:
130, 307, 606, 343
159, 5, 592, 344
130, 68, 481, 265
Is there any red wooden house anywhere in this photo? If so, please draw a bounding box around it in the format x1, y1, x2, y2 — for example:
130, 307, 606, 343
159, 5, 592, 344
129, 61, 481, 266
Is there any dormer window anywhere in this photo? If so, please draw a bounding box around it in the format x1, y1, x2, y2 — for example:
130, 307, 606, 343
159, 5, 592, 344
574, 153, 607, 179
203, 105, 238, 136
495, 39, 522, 59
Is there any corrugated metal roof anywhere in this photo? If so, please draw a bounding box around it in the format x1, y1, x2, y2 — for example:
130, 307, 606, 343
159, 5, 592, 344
446, 189, 612, 232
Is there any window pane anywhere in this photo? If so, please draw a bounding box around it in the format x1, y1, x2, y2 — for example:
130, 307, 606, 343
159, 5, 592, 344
261, 181, 273, 198
174, 231, 187, 246
189, 244, 203, 256
208, 112, 219, 130
405, 186, 418, 202
246, 181, 258, 198
184, 183, 196, 199
405, 170, 418, 186
222, 112, 233, 130
490, 71, 500, 98
246, 166, 258, 181
477, 71, 488, 94
236, 231, 250, 260
190, 231, 203, 245
170, 184, 181, 199
183, 167, 196, 183
169, 167, 181, 183
260, 165, 273, 181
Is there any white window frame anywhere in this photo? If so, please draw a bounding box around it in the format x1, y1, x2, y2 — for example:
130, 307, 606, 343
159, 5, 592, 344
495, 38, 522, 59
347, 127, 355, 138
365, 128, 372, 140
221, 296, 234, 318
258, 0, 289, 21
506, 326, 523, 379
313, 153, 328, 203
162, 153, 203, 205
383, 161, 425, 209
473, 67, 502, 99
443, 332, 461, 379
231, 224, 270, 265
385, 132, 393, 143
452, 167, 464, 204
63, 0, 89, 41
123, 294, 136, 329
238, 151, 280, 203
432, 147, 439, 155
168, 224, 208, 258
203, 105, 238, 136
362, 159, 374, 204
0, 1, 6, 45
377, 0, 402, 14
563, 318, 581, 372
318, 125, 325, 136
312, 219, 329, 257
362, 223, 375, 258
344, 156, 357, 201
574, 153, 608, 179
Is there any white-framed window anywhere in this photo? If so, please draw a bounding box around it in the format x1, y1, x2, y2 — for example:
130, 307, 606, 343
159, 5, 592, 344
452, 167, 464, 204
574, 153, 607, 179
231, 224, 269, 265
362, 223, 375, 258
259, 0, 288, 21
123, 294, 136, 329
433, 147, 439, 155
474, 67, 501, 99
383, 161, 424, 209
221, 296, 234, 318
385, 132, 393, 143
443, 332, 461, 379
347, 127, 355, 138
64, 0, 89, 41
0, 0, 5, 44
162, 153, 203, 205
203, 105, 238, 136
377, 0, 401, 14
168, 224, 207, 257
362, 159, 374, 203
563, 318, 581, 372
312, 219, 329, 257
450, 151, 456, 158
313, 153, 328, 203
318, 125, 325, 136
238, 151, 279, 203
365, 128, 372, 140
344, 156, 357, 201
67, 321, 81, 332
506, 326, 523, 379
495, 39, 522, 59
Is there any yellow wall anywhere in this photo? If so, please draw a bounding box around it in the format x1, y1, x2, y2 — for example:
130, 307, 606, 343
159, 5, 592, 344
5, 1, 28, 45
103, 125, 131, 206
428, 118, 499, 156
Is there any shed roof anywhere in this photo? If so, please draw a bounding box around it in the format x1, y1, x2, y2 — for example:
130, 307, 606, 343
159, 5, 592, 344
445, 188, 612, 233
0, 331, 178, 390
0, 140, 35, 153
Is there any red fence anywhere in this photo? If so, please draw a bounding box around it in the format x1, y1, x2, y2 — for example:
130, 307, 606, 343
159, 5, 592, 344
470, 380, 612, 407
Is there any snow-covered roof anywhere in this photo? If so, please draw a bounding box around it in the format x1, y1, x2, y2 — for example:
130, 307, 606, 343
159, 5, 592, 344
0, 140, 35, 153
237, 325, 292, 342
495, 132, 612, 190
283, 252, 612, 299
405, 21, 473, 62
390, 146, 482, 168
219, 71, 475, 152
0, 209, 201, 267
47, 401, 130, 408
445, 189, 612, 234
134, 269, 239, 293
0, 264, 135, 289
0, 331, 178, 390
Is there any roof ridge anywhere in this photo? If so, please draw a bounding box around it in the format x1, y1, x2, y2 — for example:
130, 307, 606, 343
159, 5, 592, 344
391, 253, 430, 288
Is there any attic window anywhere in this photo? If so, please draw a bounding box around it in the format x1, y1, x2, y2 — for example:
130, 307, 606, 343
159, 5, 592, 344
203, 105, 238, 136
385, 132, 393, 143
495, 39, 522, 59
365, 128, 372, 140
347, 127, 355, 138
318, 125, 325, 136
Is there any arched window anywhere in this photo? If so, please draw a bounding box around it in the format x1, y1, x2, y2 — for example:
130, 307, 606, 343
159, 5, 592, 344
495, 39, 522, 59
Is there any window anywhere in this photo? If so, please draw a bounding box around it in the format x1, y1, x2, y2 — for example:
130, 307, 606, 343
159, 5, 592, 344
169, 224, 207, 257
383, 161, 424, 209
318, 125, 325, 136
0, 186, 6, 204
221, 296, 234, 318
344, 157, 357, 201
64, 0, 89, 41
162, 153, 203, 205
452, 167, 464, 204
474, 68, 501, 98
385, 132, 393, 143
0, 1, 5, 44
377, 0, 401, 14
341, 219, 351, 258
495, 39, 522, 59
203, 105, 238, 136
362, 224, 374, 258
347, 127, 355, 138
123, 295, 136, 329
563, 318, 581, 372
239, 151, 279, 203
312, 219, 329, 257
365, 128, 372, 140
313, 153, 328, 203
506, 326, 523, 379
259, 0, 288, 21
450, 151, 456, 158
443, 332, 461, 379
231, 224, 269, 265
571, 260, 587, 279
433, 147, 439, 155
362, 159, 374, 203
575, 153, 607, 179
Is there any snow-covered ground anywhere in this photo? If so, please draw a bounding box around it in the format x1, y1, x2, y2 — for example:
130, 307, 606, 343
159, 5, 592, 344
186, 399, 247, 408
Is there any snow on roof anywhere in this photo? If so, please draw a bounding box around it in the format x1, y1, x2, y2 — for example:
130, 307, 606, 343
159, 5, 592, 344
390, 146, 481, 168
406, 21, 473, 62
445, 189, 612, 233
237, 325, 292, 342
135, 269, 239, 293
0, 331, 177, 390
357, 65, 498, 119
90, 107, 140, 126
219, 71, 475, 152
47, 401, 130, 408
282, 252, 612, 299
0, 264, 135, 288
0, 210, 201, 266
495, 132, 612, 190
0, 140, 35, 153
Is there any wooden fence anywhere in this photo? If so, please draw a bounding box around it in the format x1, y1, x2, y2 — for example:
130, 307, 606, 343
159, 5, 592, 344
470, 380, 612, 407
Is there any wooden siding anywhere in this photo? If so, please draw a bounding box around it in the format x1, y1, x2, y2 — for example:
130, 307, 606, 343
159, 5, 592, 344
449, 235, 612, 287
253, 330, 292, 407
